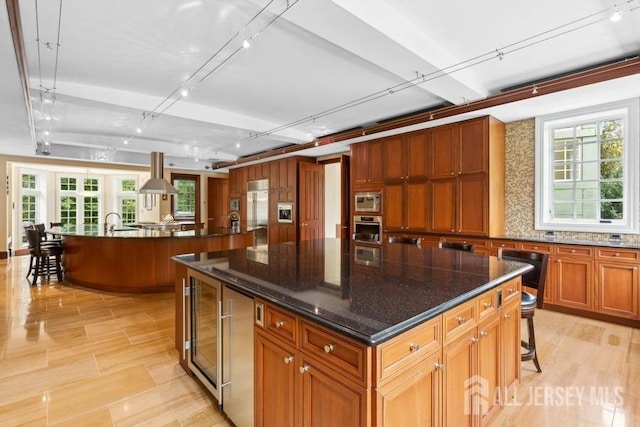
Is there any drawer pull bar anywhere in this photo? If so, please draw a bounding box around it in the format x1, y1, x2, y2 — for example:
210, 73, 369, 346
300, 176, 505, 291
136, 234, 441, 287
323, 344, 335, 353
283, 356, 294, 364
409, 343, 420, 352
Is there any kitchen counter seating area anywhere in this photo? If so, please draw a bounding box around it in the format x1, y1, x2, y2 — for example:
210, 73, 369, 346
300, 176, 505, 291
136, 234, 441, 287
173, 238, 533, 426
49, 224, 259, 293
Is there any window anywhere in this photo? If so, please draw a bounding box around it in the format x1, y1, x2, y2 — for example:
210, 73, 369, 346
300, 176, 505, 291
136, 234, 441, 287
171, 174, 199, 221
118, 178, 137, 225
535, 99, 639, 233
20, 172, 42, 245
58, 174, 102, 226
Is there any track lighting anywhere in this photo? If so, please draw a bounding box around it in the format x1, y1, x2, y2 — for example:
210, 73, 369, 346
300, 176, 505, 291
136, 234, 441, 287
180, 87, 190, 97
242, 39, 251, 49
532, 85, 538, 95
123, 139, 129, 145
610, 6, 622, 22
136, 127, 142, 133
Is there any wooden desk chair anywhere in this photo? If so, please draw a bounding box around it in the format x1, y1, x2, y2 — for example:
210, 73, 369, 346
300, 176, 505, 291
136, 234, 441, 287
25, 228, 63, 285
498, 248, 549, 373
438, 241, 475, 252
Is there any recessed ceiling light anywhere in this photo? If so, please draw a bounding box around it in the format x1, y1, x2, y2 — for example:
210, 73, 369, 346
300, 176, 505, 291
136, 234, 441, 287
136, 128, 142, 134
236, 143, 240, 148
242, 39, 251, 49
45, 116, 52, 121
44, 130, 50, 136
123, 140, 129, 145
180, 88, 189, 97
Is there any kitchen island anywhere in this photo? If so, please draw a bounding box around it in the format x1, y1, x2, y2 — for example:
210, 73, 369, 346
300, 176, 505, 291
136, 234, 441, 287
173, 238, 533, 426
50, 224, 257, 293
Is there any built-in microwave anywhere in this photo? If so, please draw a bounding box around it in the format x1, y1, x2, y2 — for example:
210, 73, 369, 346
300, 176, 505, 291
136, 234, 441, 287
354, 192, 381, 213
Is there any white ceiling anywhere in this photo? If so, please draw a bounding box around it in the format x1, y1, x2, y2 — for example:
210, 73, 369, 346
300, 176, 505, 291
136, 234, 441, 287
1, 0, 639, 171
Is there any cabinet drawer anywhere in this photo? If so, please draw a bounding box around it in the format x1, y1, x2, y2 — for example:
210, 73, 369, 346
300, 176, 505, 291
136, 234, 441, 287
263, 304, 299, 346
555, 245, 594, 257
520, 242, 552, 253
477, 290, 498, 320
375, 315, 441, 385
300, 321, 368, 384
443, 299, 476, 344
490, 240, 518, 250
597, 248, 640, 263
499, 277, 521, 306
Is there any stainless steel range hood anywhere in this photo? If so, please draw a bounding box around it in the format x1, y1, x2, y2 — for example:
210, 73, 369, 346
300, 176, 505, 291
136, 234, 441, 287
139, 152, 178, 194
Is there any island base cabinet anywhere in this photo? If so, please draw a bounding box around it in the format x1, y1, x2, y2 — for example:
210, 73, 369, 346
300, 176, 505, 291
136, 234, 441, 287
443, 329, 476, 427
375, 350, 442, 427
501, 301, 521, 400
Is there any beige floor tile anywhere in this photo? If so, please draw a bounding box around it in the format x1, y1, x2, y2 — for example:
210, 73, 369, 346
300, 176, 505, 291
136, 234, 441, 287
0, 394, 48, 426
50, 406, 114, 427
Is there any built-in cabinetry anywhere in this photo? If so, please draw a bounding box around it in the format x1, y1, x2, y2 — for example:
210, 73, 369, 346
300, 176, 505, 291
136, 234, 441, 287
254, 277, 522, 427
350, 116, 505, 238
229, 156, 315, 244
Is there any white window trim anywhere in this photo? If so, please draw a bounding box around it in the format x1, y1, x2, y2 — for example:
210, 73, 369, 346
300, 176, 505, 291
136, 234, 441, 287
535, 98, 640, 234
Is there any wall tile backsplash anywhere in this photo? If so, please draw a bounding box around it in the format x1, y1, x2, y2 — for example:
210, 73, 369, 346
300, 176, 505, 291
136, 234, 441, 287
504, 118, 640, 245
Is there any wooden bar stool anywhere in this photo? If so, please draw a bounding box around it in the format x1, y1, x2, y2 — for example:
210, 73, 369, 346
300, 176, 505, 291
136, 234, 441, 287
499, 248, 549, 372
25, 228, 63, 285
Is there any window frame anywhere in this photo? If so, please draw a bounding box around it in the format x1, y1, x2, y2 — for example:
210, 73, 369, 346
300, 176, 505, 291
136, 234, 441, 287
535, 98, 639, 234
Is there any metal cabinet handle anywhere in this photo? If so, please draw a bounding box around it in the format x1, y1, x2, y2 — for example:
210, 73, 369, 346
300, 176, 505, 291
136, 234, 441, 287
283, 356, 294, 364
409, 343, 420, 352
434, 362, 444, 370
471, 337, 480, 343
503, 313, 511, 319
324, 344, 334, 353
483, 302, 492, 308
480, 331, 489, 337
275, 320, 284, 328
299, 365, 310, 374
456, 316, 467, 324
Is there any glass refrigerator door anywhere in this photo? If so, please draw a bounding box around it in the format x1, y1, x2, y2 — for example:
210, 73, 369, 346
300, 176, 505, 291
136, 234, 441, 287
190, 276, 220, 396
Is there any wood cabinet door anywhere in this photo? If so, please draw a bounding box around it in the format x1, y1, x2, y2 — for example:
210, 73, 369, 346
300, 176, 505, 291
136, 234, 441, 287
229, 168, 241, 196
352, 143, 369, 184
501, 301, 520, 400
269, 161, 280, 190
554, 258, 594, 310
376, 350, 442, 427
429, 179, 456, 233
406, 181, 428, 231
300, 357, 367, 427
383, 183, 405, 230
383, 135, 405, 181
430, 124, 457, 177
459, 118, 488, 175
255, 330, 298, 427
299, 162, 324, 241
477, 315, 501, 426
207, 177, 229, 229
596, 262, 639, 319
442, 329, 476, 427
368, 140, 384, 184
406, 130, 429, 179
458, 175, 487, 235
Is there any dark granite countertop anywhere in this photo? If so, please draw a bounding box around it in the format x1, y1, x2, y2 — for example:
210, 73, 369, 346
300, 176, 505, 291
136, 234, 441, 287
495, 235, 639, 249
173, 238, 533, 345
49, 224, 261, 239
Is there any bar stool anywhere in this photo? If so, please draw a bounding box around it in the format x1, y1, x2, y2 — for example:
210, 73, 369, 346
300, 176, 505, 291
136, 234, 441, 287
498, 248, 549, 372
438, 241, 475, 252
25, 228, 63, 285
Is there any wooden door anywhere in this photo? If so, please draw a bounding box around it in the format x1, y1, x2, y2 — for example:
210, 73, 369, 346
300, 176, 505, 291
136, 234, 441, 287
406, 130, 429, 179
376, 350, 442, 427
596, 262, 639, 319
383, 183, 404, 230
442, 329, 476, 427
406, 181, 428, 231
300, 357, 367, 427
458, 175, 487, 235
430, 124, 457, 177
299, 162, 324, 241
207, 177, 229, 229
501, 301, 520, 399
383, 135, 405, 181
459, 118, 488, 175
555, 258, 593, 310
255, 330, 298, 427
429, 179, 456, 233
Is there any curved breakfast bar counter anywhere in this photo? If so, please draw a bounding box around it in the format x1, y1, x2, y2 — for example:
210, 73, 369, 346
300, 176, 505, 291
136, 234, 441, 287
50, 225, 257, 293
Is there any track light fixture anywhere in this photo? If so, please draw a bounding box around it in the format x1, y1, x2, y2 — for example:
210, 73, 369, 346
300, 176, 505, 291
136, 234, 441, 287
610, 5, 622, 21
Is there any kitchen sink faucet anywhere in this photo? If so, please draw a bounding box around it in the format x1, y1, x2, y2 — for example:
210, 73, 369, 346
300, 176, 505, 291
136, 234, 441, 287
104, 212, 122, 233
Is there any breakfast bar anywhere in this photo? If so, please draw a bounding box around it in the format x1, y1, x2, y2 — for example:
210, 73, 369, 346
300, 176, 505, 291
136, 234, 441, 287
50, 225, 257, 293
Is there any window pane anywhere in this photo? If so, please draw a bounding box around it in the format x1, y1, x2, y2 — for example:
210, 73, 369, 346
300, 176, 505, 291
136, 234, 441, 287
22, 174, 36, 189
60, 177, 77, 191
553, 202, 574, 219
121, 179, 136, 192
60, 196, 77, 225
83, 197, 99, 224
84, 178, 99, 192
575, 201, 597, 220
21, 195, 36, 222
121, 199, 136, 224
600, 160, 622, 179
601, 202, 623, 220
175, 179, 196, 217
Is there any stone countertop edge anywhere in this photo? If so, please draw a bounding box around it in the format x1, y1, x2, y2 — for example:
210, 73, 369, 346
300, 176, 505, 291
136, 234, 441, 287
48, 225, 263, 239
172, 254, 533, 346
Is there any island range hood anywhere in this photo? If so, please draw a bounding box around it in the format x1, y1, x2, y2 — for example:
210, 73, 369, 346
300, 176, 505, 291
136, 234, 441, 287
139, 152, 178, 194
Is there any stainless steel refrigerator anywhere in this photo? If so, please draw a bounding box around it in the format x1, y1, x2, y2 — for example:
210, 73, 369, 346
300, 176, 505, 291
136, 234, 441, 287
246, 179, 269, 244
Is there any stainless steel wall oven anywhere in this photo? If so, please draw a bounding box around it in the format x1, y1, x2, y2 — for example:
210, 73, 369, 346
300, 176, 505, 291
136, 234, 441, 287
353, 215, 382, 244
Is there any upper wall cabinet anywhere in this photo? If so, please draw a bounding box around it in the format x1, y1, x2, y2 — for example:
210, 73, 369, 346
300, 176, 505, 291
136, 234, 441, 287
383, 130, 429, 182
429, 119, 488, 178
352, 140, 384, 189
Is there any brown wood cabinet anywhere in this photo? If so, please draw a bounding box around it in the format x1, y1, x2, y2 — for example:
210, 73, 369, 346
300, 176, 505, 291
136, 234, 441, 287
552, 245, 594, 311
430, 174, 488, 235
383, 130, 429, 182
352, 139, 384, 189
383, 181, 428, 231
595, 248, 640, 319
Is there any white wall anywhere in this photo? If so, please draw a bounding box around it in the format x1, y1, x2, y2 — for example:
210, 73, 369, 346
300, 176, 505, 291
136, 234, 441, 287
324, 162, 341, 238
